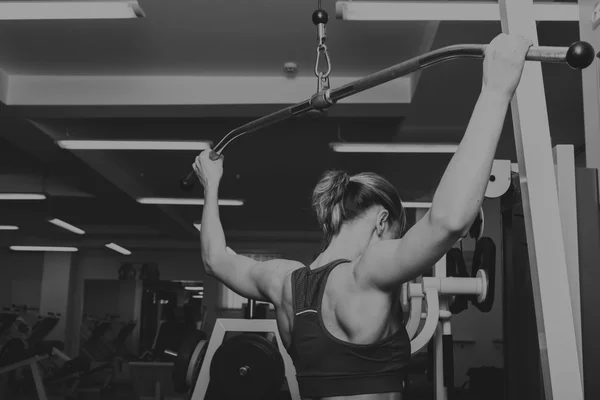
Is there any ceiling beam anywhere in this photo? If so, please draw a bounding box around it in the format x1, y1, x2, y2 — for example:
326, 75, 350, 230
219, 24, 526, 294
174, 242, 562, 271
0, 173, 94, 198
0, 116, 120, 197
3, 103, 412, 119
5, 75, 414, 107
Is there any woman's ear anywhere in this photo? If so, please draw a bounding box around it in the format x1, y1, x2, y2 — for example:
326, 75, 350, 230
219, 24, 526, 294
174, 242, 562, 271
377, 209, 389, 235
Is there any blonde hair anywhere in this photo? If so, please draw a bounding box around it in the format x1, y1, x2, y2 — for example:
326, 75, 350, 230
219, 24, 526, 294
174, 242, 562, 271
312, 170, 407, 249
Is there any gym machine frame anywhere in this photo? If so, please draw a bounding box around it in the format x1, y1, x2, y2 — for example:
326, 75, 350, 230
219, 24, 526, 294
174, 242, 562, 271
333, 1, 587, 399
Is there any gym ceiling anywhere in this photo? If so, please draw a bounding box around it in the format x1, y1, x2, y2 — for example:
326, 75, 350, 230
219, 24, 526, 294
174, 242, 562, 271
0, 0, 585, 252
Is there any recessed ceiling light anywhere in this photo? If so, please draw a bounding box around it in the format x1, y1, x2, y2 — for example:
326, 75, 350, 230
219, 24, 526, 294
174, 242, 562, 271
335, 1, 578, 22
0, 193, 46, 200
10, 246, 78, 252
105, 243, 131, 256
137, 198, 244, 206
49, 218, 85, 235
57, 140, 211, 151
0, 1, 144, 20
330, 142, 458, 154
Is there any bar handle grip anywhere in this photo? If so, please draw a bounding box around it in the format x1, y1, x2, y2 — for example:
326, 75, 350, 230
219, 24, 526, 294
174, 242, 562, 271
179, 150, 221, 191
524, 41, 595, 69
178, 41, 596, 191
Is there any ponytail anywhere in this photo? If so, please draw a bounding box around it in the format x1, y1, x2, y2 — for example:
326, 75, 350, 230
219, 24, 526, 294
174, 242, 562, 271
312, 170, 350, 247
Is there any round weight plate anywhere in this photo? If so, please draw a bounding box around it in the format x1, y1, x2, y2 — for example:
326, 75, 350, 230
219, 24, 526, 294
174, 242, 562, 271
185, 339, 208, 388
172, 330, 207, 393
471, 237, 496, 312
210, 333, 285, 400
476, 269, 488, 304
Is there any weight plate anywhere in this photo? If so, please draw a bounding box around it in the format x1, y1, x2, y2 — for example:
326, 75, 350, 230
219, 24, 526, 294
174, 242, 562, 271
186, 339, 208, 388
209, 333, 285, 400
471, 237, 496, 312
172, 330, 207, 393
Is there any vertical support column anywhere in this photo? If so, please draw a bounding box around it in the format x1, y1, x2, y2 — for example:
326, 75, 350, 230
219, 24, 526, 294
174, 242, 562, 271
416, 207, 449, 399
578, 0, 600, 187
553, 145, 583, 381
498, 1, 584, 399
575, 167, 600, 400
39, 252, 73, 342
433, 257, 448, 400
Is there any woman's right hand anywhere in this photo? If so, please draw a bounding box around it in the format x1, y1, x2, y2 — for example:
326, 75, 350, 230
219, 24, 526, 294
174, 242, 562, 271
482, 33, 533, 98
193, 150, 224, 189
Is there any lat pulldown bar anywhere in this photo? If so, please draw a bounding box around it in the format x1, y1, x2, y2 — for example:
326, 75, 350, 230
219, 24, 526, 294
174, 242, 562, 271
180, 41, 596, 191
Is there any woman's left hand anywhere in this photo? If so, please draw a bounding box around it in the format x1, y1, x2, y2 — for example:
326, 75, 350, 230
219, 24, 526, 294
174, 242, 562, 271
192, 150, 224, 188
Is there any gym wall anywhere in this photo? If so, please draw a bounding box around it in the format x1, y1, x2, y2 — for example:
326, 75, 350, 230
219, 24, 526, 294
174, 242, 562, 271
0, 250, 44, 309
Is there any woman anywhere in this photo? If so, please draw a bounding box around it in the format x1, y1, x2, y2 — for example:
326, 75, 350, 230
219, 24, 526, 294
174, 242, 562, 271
193, 33, 532, 400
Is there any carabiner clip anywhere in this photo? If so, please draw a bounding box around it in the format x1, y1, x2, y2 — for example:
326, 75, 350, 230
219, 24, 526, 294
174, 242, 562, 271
314, 44, 332, 79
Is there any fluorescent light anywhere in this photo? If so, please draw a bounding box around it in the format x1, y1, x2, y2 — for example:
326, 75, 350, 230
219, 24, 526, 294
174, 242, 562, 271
193, 295, 203, 299
194, 223, 202, 232
403, 202, 432, 209
185, 286, 203, 291
0, 1, 144, 20
49, 218, 85, 235
335, 1, 578, 22
0, 193, 46, 200
330, 142, 458, 154
57, 140, 211, 151
10, 246, 78, 252
0, 225, 19, 230
105, 243, 131, 256
137, 198, 244, 206
164, 349, 177, 357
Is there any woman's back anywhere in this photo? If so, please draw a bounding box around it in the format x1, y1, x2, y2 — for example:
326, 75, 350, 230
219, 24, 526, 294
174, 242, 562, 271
275, 258, 409, 400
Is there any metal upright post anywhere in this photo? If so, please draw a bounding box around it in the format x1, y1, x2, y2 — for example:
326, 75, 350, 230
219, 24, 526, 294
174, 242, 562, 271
498, 1, 584, 399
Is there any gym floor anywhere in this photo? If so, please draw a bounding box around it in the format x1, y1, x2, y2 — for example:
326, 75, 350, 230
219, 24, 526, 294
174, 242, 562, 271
0, 1, 595, 400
